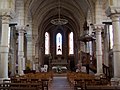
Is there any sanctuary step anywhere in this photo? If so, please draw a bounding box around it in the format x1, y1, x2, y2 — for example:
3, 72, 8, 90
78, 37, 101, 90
53, 73, 67, 77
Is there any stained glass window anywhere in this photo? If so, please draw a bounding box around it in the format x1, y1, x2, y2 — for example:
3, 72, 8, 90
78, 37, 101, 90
45, 32, 50, 54
109, 25, 113, 49
69, 32, 74, 54
56, 33, 62, 55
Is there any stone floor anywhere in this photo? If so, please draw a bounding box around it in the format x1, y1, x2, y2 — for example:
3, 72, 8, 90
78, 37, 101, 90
49, 76, 74, 90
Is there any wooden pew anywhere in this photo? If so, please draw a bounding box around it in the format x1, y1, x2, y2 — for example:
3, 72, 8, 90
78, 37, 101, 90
0, 82, 42, 90
7, 72, 51, 90
86, 85, 120, 90
10, 83, 42, 90
74, 79, 85, 90
41, 79, 49, 90
0, 83, 10, 89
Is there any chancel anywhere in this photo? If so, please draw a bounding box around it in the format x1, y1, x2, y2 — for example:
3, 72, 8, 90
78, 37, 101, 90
1, 0, 120, 90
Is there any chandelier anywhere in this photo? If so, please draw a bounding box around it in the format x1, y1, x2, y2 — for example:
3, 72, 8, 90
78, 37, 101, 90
51, 0, 68, 25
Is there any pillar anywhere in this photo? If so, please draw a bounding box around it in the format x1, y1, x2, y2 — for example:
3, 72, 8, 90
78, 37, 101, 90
9, 25, 17, 76
103, 24, 109, 66
26, 33, 33, 69
0, 15, 10, 81
94, 24, 104, 75
105, 5, 120, 85
17, 26, 26, 75
111, 14, 120, 78
86, 42, 90, 53
89, 24, 94, 55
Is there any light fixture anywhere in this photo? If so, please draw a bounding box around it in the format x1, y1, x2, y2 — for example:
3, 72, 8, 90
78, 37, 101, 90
51, 0, 68, 25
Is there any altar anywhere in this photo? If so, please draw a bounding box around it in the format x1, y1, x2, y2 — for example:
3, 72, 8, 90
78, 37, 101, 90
52, 66, 67, 73
49, 56, 68, 72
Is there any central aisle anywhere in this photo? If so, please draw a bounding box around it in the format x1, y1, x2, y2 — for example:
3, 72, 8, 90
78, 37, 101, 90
49, 76, 74, 90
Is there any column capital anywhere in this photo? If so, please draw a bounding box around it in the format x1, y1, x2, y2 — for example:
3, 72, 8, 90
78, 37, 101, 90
16, 25, 26, 33
0, 9, 16, 19
1, 15, 11, 24
110, 14, 120, 22
0, 10, 12, 24
106, 6, 120, 17
94, 24, 105, 32
0, 9, 10, 15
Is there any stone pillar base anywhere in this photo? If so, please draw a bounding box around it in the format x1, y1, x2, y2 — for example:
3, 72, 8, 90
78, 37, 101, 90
95, 73, 104, 76
0, 78, 10, 83
111, 78, 120, 86
95, 73, 105, 79
19, 71, 24, 76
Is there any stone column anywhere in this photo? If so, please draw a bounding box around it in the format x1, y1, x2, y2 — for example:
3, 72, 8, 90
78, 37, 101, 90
89, 24, 94, 55
26, 34, 33, 69
17, 26, 26, 75
105, 6, 120, 85
9, 26, 17, 76
0, 15, 10, 81
86, 42, 90, 53
103, 24, 109, 66
111, 14, 120, 78
94, 24, 104, 75
15, 0, 26, 75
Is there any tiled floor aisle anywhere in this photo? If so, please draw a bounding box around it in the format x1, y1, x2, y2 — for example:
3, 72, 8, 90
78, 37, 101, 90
49, 77, 74, 90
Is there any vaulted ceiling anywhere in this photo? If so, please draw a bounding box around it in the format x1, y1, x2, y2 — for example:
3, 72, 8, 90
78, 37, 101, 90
25, 0, 96, 38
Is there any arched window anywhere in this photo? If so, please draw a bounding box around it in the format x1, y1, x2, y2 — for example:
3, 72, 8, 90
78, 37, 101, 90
56, 33, 62, 55
45, 32, 50, 54
109, 25, 113, 49
69, 32, 74, 54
